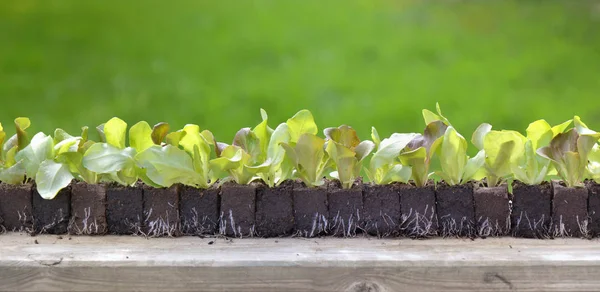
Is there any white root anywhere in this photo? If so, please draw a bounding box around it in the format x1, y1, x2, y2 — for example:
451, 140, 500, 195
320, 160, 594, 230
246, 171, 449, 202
218, 209, 255, 238
69, 207, 102, 235
400, 205, 437, 238
328, 208, 361, 237
181, 207, 216, 235
513, 211, 551, 238
143, 207, 179, 238
477, 214, 510, 237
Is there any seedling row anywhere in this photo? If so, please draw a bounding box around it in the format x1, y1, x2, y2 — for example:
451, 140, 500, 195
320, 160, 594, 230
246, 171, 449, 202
0, 104, 599, 238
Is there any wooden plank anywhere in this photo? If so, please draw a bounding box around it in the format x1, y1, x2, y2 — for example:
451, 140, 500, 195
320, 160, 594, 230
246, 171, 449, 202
1, 233, 600, 291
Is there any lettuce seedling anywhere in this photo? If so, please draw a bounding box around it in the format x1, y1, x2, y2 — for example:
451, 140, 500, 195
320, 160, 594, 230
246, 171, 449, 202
0, 118, 31, 184
364, 127, 417, 185
435, 126, 485, 185
507, 119, 572, 185
400, 103, 450, 187
324, 125, 374, 189
83, 118, 140, 186
471, 124, 524, 187
281, 133, 332, 187
537, 116, 600, 187
587, 143, 600, 182
212, 109, 318, 186
14, 126, 92, 199
131, 121, 218, 188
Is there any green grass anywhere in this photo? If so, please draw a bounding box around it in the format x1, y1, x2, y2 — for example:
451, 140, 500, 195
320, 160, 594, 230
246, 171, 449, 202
1, 0, 599, 145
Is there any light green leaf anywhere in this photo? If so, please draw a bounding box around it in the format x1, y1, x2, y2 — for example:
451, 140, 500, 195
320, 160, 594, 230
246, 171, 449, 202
551, 119, 572, 137
53, 137, 81, 155
379, 164, 412, 184
399, 146, 428, 186
526, 120, 552, 149
370, 133, 417, 171
371, 127, 381, 149
104, 117, 127, 149
438, 126, 468, 185
463, 150, 485, 182
324, 125, 360, 149
0, 160, 26, 184
165, 130, 186, 146
286, 109, 318, 144
15, 132, 54, 179
83, 143, 136, 174
129, 121, 154, 153
35, 160, 73, 200
471, 123, 492, 150
136, 145, 202, 187
355, 140, 375, 161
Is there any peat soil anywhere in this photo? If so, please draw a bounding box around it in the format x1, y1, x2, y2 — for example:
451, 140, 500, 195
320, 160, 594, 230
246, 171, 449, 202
143, 185, 180, 237
106, 183, 143, 235
435, 182, 475, 237
69, 182, 107, 235
328, 180, 363, 237
473, 185, 510, 237
586, 180, 600, 237
511, 181, 552, 238
179, 184, 220, 236
552, 181, 588, 238
399, 182, 438, 238
255, 180, 294, 237
292, 183, 328, 237
362, 183, 400, 237
220, 183, 256, 238
32, 186, 70, 234
0, 183, 33, 233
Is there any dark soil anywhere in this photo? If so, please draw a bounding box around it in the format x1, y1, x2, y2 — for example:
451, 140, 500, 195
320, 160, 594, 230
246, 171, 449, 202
255, 180, 294, 237
399, 182, 437, 237
106, 183, 143, 235
179, 184, 220, 235
552, 181, 588, 238
511, 181, 552, 238
473, 185, 510, 237
142, 185, 180, 237
327, 180, 363, 237
586, 180, 600, 237
68, 182, 107, 235
220, 183, 256, 237
362, 183, 400, 237
292, 183, 328, 237
0, 183, 33, 232
435, 182, 475, 237
32, 185, 71, 234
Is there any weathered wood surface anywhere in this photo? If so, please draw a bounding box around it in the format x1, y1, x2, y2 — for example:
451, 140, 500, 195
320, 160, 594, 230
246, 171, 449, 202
1, 233, 600, 291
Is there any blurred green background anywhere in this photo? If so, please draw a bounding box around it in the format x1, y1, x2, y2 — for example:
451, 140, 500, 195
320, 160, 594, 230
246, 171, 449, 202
1, 0, 599, 144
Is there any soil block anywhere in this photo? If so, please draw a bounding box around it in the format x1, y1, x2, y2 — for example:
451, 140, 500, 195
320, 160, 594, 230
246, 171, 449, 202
220, 183, 256, 238
106, 183, 143, 235
32, 185, 71, 234
179, 184, 220, 235
552, 181, 588, 238
255, 180, 294, 237
142, 185, 180, 237
473, 185, 510, 237
435, 182, 475, 237
69, 182, 107, 235
586, 180, 600, 237
511, 181, 552, 238
399, 183, 437, 238
362, 183, 400, 237
0, 183, 33, 232
292, 183, 328, 237
327, 180, 363, 237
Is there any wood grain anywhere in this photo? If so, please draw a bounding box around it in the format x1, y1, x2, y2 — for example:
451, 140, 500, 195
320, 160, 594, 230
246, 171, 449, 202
1, 233, 600, 291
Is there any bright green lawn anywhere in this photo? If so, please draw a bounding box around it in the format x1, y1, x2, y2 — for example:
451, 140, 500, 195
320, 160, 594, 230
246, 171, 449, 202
1, 0, 599, 145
